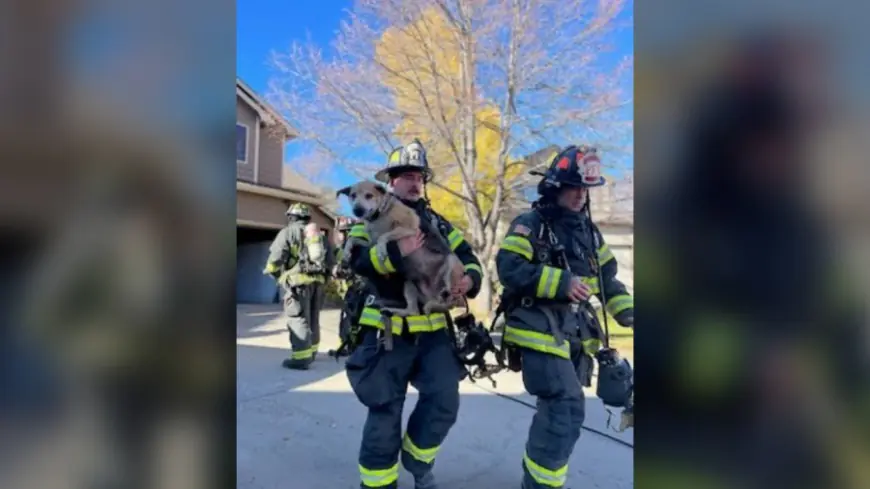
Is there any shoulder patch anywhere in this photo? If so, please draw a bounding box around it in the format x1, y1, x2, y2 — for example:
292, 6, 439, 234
512, 224, 531, 236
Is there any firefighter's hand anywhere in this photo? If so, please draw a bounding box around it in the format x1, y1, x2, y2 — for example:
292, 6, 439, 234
452, 275, 473, 297
568, 277, 592, 302
397, 230, 424, 256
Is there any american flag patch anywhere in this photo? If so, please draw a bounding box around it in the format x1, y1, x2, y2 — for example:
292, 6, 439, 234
512, 224, 531, 236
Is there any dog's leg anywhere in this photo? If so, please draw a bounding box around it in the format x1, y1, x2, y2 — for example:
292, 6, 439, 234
379, 282, 421, 319
423, 255, 464, 314
373, 228, 418, 267
402, 282, 421, 317
376, 228, 417, 249
422, 260, 452, 314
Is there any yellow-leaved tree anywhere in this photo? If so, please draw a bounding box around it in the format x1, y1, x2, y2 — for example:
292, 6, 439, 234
425, 106, 526, 231
373, 7, 528, 309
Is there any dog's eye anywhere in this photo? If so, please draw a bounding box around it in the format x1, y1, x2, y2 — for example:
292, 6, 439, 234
350, 192, 356, 199
364, 193, 373, 199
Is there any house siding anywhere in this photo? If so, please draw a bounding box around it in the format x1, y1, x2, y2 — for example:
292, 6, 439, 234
236, 96, 257, 182
598, 224, 634, 294
237, 191, 335, 240
257, 129, 284, 188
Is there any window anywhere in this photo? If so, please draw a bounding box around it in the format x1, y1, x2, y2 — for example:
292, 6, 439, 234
236, 123, 248, 163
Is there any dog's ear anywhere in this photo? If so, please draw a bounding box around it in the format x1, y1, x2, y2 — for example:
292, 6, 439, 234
336, 186, 351, 198
374, 183, 387, 195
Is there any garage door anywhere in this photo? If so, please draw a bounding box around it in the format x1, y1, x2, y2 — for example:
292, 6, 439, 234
236, 241, 280, 304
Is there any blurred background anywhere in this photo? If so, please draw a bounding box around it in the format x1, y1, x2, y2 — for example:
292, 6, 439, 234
635, 1, 869, 488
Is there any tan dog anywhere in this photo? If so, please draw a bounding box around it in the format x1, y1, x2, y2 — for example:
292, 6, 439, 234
337, 181, 465, 317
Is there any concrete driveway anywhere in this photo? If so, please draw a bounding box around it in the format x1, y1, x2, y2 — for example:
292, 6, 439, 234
237, 304, 633, 489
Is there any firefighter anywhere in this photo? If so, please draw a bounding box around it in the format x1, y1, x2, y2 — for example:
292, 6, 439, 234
333, 218, 355, 289
344, 140, 483, 489
332, 218, 365, 356
495, 145, 634, 489
263, 202, 329, 369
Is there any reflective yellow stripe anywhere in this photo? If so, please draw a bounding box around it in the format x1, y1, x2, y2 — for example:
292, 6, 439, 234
369, 247, 396, 274
598, 244, 615, 265
580, 276, 600, 294
523, 451, 568, 487
447, 228, 464, 251
581, 338, 602, 356
263, 262, 279, 274
503, 326, 569, 359
350, 225, 370, 241
605, 294, 633, 316
291, 347, 315, 360
464, 263, 482, 276
536, 266, 562, 299
280, 271, 325, 285
358, 307, 447, 334
359, 463, 399, 488
402, 433, 440, 464
501, 235, 533, 260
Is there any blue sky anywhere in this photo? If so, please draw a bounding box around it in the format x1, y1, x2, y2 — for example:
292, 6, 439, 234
237, 0, 633, 198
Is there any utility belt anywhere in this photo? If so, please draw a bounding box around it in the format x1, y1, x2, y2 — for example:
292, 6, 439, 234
358, 306, 448, 336
297, 259, 327, 276
280, 270, 326, 286
354, 292, 450, 352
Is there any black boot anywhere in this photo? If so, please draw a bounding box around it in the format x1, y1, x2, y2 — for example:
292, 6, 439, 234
415, 471, 437, 489
281, 358, 311, 370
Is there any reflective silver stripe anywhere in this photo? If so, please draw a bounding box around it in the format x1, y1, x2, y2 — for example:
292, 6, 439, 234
605, 294, 633, 316
503, 326, 570, 359
523, 452, 567, 487
448, 229, 464, 251
358, 307, 446, 333
536, 266, 561, 298
402, 433, 440, 463
359, 463, 399, 487
598, 244, 614, 265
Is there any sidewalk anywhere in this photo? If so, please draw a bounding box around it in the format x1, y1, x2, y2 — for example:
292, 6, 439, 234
237, 304, 633, 489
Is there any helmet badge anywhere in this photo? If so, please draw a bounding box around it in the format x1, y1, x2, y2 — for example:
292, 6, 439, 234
577, 151, 602, 185
403, 141, 424, 166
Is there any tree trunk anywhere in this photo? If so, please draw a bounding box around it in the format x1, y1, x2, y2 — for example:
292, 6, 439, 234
477, 275, 493, 319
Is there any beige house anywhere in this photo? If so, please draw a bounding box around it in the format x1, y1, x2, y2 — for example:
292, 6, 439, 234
589, 178, 634, 293
236, 78, 337, 303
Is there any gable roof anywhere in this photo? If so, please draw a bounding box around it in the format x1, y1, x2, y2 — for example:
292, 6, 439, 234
282, 165, 340, 218
236, 77, 297, 139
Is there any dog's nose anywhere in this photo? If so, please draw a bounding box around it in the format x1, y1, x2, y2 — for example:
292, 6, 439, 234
352, 206, 365, 218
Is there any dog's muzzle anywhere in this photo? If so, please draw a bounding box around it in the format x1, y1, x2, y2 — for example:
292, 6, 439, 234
352, 205, 365, 218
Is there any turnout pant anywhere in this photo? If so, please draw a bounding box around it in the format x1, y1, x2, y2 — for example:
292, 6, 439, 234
346, 328, 465, 489
282, 283, 318, 365
520, 349, 586, 489
310, 282, 325, 355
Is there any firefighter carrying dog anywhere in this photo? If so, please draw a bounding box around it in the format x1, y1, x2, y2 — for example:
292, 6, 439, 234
341, 140, 484, 489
